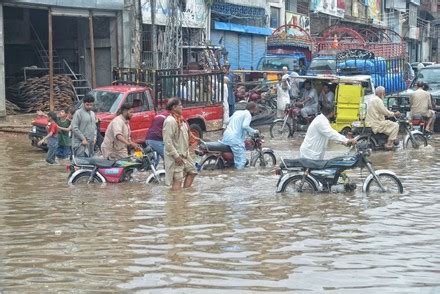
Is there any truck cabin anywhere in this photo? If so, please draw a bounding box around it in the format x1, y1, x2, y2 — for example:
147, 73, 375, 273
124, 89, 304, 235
257, 54, 307, 73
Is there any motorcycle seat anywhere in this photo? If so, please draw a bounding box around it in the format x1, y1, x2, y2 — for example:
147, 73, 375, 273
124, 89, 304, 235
299, 158, 329, 169
280, 159, 303, 169
74, 157, 116, 168
412, 114, 429, 121
280, 158, 329, 169
204, 141, 232, 152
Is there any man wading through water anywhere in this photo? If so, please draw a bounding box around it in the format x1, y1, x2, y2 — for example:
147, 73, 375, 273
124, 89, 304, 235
101, 103, 140, 160
163, 98, 197, 191
71, 94, 97, 157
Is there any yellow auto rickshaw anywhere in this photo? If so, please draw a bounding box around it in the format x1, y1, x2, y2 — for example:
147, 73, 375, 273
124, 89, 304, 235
292, 75, 374, 133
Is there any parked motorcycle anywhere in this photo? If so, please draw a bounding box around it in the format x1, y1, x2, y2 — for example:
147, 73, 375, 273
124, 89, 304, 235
67, 145, 165, 185
270, 103, 315, 139
353, 118, 428, 150
275, 142, 403, 194
195, 133, 276, 170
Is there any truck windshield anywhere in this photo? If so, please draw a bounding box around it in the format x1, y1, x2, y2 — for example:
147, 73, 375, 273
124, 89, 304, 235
308, 59, 336, 72
91, 90, 123, 113
412, 68, 440, 87
257, 57, 297, 71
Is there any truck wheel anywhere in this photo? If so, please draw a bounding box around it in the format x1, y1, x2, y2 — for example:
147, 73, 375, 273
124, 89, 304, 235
189, 124, 203, 146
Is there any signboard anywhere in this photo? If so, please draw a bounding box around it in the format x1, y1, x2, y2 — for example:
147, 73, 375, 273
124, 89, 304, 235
285, 12, 310, 33
12, 0, 124, 10
408, 27, 420, 40
310, 0, 346, 18
336, 49, 375, 60
367, 0, 382, 23
408, 3, 418, 27
142, 0, 208, 28
385, 0, 406, 11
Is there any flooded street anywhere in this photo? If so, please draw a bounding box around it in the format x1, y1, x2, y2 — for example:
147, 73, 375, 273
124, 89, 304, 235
1, 131, 440, 293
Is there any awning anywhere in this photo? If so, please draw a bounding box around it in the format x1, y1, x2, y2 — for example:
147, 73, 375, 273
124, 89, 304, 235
214, 21, 272, 36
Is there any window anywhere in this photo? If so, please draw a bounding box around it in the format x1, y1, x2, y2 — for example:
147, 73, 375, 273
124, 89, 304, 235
285, 0, 297, 12
125, 92, 150, 113
270, 7, 280, 29
92, 91, 123, 113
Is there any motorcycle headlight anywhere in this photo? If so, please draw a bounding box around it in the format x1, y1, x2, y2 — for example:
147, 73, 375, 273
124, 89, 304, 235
32, 126, 37, 133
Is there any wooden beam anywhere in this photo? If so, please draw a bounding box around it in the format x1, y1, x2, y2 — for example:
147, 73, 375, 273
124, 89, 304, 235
48, 8, 54, 111
89, 11, 96, 88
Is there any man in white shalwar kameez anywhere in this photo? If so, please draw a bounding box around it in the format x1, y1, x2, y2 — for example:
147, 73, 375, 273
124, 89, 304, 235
221, 102, 259, 169
300, 106, 356, 160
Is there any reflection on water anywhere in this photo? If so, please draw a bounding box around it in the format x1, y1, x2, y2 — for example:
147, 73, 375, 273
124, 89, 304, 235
1, 135, 440, 292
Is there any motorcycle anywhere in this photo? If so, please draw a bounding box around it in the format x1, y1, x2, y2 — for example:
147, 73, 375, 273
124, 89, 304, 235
411, 114, 432, 139
353, 118, 428, 150
270, 103, 315, 139
67, 145, 165, 185
275, 142, 403, 194
195, 133, 276, 170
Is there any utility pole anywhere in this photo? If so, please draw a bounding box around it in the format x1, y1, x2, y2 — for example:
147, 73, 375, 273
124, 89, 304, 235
89, 11, 97, 88
136, 0, 143, 68
151, 0, 159, 69
48, 8, 54, 111
0, 4, 6, 118
161, 0, 183, 69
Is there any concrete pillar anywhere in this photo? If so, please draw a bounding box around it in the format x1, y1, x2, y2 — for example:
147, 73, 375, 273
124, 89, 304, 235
122, 8, 133, 67
110, 17, 118, 69
0, 4, 5, 118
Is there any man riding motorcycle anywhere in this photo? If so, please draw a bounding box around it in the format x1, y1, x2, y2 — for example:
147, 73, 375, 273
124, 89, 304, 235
220, 102, 259, 169
365, 86, 401, 150
410, 81, 436, 133
300, 105, 356, 160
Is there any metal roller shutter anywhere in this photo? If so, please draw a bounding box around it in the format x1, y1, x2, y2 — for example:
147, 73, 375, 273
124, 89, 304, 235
210, 30, 224, 46
224, 32, 239, 69
252, 36, 266, 69
239, 34, 252, 69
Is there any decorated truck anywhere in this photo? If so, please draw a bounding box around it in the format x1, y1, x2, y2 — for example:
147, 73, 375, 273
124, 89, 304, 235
257, 24, 313, 74
29, 68, 224, 149
308, 25, 411, 94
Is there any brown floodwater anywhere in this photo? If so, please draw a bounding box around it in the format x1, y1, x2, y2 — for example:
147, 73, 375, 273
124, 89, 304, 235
1, 131, 440, 293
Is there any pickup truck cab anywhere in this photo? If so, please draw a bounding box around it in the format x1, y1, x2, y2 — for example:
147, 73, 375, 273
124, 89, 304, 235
30, 83, 224, 148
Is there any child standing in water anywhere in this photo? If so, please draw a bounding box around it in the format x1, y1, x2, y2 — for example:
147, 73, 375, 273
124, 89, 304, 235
57, 107, 75, 160
38, 111, 59, 164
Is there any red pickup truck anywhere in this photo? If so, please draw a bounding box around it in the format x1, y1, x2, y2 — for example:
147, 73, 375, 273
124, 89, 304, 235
30, 81, 224, 149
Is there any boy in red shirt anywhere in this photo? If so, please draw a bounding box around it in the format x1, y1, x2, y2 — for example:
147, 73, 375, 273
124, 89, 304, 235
38, 111, 59, 164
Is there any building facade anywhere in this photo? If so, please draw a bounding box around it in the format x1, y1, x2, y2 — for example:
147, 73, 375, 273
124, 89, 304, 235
209, 0, 273, 70
0, 0, 128, 117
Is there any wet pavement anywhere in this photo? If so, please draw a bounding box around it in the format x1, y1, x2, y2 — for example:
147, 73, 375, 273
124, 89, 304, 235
1, 130, 440, 293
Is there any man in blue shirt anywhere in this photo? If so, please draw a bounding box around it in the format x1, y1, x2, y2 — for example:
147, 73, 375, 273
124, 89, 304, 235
221, 102, 259, 169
